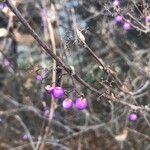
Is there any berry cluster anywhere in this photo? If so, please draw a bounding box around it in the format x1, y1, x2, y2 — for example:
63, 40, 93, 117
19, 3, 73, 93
112, 0, 150, 31
114, 15, 131, 31
45, 85, 88, 110
112, 1, 131, 31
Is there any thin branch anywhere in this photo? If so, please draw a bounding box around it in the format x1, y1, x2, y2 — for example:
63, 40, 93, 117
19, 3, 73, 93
14, 115, 36, 150
38, 3, 57, 150
5, 0, 103, 96
5, 0, 150, 113
127, 127, 150, 142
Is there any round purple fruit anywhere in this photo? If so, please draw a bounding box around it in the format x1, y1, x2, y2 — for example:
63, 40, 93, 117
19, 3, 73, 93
128, 113, 138, 122
51, 87, 65, 98
115, 15, 123, 23
75, 97, 88, 110
62, 99, 73, 110
123, 22, 131, 31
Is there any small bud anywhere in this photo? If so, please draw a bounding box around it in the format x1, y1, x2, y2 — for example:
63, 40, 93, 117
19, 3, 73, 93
22, 134, 28, 141
45, 85, 53, 93
43, 108, 50, 118
76, 28, 85, 43
3, 59, 10, 67
36, 75, 43, 81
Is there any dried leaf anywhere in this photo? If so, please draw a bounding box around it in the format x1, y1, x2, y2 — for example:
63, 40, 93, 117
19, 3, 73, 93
76, 28, 85, 43
115, 128, 128, 141
0, 28, 7, 37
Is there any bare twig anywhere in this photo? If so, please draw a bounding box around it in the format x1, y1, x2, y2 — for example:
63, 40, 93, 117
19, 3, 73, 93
38, 3, 57, 150
14, 115, 35, 150
5, 0, 150, 113
5, 0, 103, 96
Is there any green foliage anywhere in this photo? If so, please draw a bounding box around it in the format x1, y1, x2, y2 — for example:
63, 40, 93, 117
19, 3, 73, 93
0, 0, 5, 3
84, 73, 95, 84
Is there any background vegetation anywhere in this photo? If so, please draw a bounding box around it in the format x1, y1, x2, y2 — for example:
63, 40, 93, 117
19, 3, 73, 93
0, 0, 150, 149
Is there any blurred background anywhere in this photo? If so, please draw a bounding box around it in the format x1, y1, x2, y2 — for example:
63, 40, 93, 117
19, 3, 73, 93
0, 0, 150, 149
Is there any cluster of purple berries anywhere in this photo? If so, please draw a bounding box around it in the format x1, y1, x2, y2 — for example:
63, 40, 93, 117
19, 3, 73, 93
45, 85, 88, 110
62, 98, 88, 110
113, 0, 150, 31
112, 1, 131, 31
114, 15, 131, 31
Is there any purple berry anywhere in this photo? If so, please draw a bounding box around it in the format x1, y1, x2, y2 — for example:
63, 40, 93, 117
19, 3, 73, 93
75, 97, 88, 110
62, 99, 73, 110
22, 134, 28, 141
115, 15, 123, 23
123, 22, 131, 31
51, 87, 65, 98
146, 15, 150, 23
128, 113, 138, 122
113, 0, 120, 6
36, 75, 43, 81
